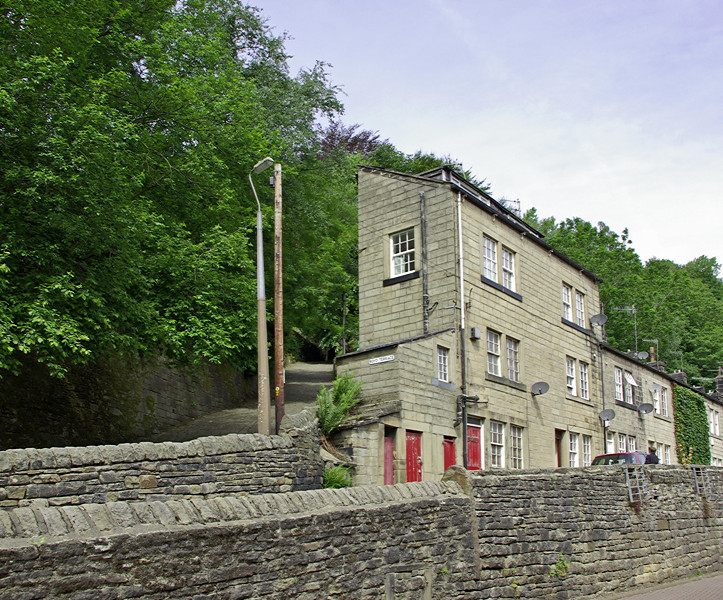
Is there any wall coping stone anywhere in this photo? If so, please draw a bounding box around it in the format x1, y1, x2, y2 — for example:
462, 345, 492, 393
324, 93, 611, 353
0, 481, 464, 544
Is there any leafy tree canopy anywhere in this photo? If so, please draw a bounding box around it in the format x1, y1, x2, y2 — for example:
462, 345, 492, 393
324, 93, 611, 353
0, 0, 340, 377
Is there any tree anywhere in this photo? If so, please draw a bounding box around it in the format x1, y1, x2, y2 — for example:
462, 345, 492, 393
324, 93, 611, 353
0, 0, 341, 377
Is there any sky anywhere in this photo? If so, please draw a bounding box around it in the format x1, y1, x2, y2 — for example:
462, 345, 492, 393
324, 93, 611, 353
255, 0, 722, 265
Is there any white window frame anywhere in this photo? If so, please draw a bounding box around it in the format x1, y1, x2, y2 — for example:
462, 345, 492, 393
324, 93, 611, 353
483, 236, 498, 282
617, 433, 627, 453
623, 370, 635, 404
562, 284, 573, 321
661, 387, 668, 417
575, 291, 585, 327
566, 356, 576, 396
583, 435, 592, 466
487, 330, 501, 376
506, 338, 520, 382
715, 412, 720, 436
579, 361, 589, 400
490, 421, 505, 468
614, 367, 624, 402
652, 388, 660, 414
510, 425, 523, 469
501, 247, 515, 291
437, 346, 449, 383
664, 445, 671, 465
628, 436, 636, 452
390, 229, 415, 277
569, 432, 579, 467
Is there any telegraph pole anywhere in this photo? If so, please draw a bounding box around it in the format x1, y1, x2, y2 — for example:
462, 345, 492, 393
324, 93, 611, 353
273, 162, 285, 433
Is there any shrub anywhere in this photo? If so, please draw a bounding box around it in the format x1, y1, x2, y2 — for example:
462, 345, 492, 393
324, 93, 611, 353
316, 372, 362, 435
323, 465, 352, 488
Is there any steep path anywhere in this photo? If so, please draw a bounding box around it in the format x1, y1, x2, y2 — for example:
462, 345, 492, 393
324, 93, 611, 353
151, 362, 333, 442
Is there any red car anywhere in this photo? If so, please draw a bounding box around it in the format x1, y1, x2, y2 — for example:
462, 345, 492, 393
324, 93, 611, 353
591, 451, 647, 465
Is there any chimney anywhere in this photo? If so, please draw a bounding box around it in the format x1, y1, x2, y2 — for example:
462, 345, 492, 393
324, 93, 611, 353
715, 369, 723, 400
669, 370, 688, 385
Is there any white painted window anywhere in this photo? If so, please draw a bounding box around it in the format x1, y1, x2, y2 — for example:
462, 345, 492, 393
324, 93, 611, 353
390, 229, 415, 277
617, 433, 627, 453
566, 357, 576, 396
715, 412, 720, 436
656, 442, 664, 462
483, 236, 498, 282
628, 436, 636, 452
575, 291, 585, 327
437, 346, 449, 382
652, 388, 660, 414
502, 247, 515, 291
562, 284, 572, 320
579, 362, 589, 400
664, 445, 671, 465
490, 421, 505, 468
606, 431, 615, 454
569, 432, 579, 467
614, 367, 624, 402
623, 370, 635, 404
709, 409, 715, 435
661, 387, 668, 417
487, 330, 501, 376
506, 338, 520, 382
583, 435, 592, 466
510, 425, 523, 469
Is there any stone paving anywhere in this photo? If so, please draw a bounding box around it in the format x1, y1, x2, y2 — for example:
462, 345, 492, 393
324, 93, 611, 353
150, 361, 333, 442
594, 573, 723, 599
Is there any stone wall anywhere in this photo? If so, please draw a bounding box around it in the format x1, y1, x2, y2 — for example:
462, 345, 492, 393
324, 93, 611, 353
0, 412, 322, 509
467, 465, 723, 598
0, 482, 479, 600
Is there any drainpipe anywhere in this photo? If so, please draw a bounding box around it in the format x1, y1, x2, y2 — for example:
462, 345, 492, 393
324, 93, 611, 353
456, 191, 470, 467
420, 192, 429, 334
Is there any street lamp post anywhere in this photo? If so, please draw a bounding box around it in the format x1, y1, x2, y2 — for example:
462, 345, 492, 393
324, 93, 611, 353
249, 157, 273, 436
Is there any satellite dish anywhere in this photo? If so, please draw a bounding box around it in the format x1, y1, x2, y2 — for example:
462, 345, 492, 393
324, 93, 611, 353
590, 313, 608, 326
531, 381, 550, 396
635, 351, 649, 361
649, 383, 662, 393
599, 409, 616, 422
638, 403, 654, 414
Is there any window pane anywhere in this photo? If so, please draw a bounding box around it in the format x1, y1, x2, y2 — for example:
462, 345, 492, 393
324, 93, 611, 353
562, 284, 572, 320
579, 362, 589, 399
391, 229, 415, 277
575, 291, 585, 327
437, 346, 449, 382
566, 357, 576, 395
502, 247, 515, 291
506, 338, 520, 382
510, 425, 523, 469
569, 432, 579, 467
490, 421, 505, 468
483, 236, 498, 282
487, 330, 501, 376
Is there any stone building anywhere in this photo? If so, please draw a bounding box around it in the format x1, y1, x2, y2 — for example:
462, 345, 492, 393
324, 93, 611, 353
335, 165, 689, 485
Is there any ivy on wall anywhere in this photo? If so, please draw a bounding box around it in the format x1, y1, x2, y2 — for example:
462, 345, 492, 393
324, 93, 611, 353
672, 385, 711, 465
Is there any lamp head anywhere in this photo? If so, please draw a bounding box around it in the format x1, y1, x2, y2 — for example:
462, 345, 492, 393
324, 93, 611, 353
252, 157, 274, 173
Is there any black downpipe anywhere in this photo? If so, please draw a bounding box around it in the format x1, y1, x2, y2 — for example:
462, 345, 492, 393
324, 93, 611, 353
420, 192, 429, 334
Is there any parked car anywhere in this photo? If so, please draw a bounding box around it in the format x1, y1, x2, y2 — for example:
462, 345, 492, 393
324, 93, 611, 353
591, 451, 647, 465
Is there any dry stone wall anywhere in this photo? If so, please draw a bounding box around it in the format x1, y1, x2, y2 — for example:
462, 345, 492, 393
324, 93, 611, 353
468, 465, 723, 599
0, 482, 479, 600
0, 412, 322, 509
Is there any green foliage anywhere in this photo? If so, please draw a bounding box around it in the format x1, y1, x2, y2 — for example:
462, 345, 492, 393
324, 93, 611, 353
316, 372, 362, 435
522, 212, 723, 382
549, 553, 570, 578
0, 0, 340, 378
322, 465, 352, 488
673, 385, 711, 465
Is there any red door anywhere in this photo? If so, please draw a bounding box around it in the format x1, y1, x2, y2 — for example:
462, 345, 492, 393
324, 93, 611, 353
443, 437, 456, 471
406, 431, 422, 482
467, 425, 482, 470
384, 435, 395, 485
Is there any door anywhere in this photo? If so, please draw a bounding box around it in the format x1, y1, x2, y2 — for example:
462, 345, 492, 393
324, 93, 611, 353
384, 434, 395, 485
406, 430, 422, 482
555, 429, 564, 468
443, 437, 456, 472
467, 424, 482, 470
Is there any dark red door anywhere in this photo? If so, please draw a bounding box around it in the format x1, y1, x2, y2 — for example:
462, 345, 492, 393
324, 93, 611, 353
467, 425, 482, 470
406, 431, 422, 482
443, 437, 456, 471
384, 435, 394, 485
